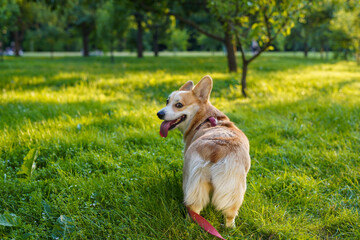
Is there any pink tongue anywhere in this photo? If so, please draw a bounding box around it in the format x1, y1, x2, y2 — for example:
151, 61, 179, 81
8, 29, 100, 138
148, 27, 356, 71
160, 121, 172, 138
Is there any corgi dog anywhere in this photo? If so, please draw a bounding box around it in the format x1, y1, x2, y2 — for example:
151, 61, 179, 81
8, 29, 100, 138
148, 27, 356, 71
157, 75, 251, 228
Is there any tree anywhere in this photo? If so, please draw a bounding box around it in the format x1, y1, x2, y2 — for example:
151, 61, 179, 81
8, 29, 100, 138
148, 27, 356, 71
0, 0, 19, 60
29, 1, 66, 58
5, 0, 38, 56
208, 0, 304, 97
166, 27, 189, 54
140, 0, 239, 71
164, 0, 238, 72
129, 0, 169, 58
133, 11, 144, 58
143, 12, 171, 57
66, 0, 99, 57
296, 1, 334, 58
96, 0, 129, 62
330, 0, 360, 63
197, 34, 223, 53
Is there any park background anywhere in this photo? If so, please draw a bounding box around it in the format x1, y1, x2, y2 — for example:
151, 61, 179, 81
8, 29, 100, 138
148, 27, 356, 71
0, 0, 359, 239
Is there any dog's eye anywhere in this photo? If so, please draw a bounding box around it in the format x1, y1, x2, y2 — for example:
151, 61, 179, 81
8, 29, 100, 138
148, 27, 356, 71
175, 103, 183, 108
166, 98, 169, 105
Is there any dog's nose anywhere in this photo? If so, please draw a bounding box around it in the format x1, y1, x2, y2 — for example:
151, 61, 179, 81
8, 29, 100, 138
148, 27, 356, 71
157, 110, 165, 119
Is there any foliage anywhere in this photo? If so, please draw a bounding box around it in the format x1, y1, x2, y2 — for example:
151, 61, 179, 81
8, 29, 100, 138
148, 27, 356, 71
207, 0, 304, 96
208, 0, 301, 47
143, 9, 172, 56
166, 28, 189, 52
16, 148, 39, 180
65, 0, 100, 56
0, 0, 358, 64
96, 0, 129, 60
25, 2, 66, 54
286, 1, 335, 57
0, 0, 19, 47
330, 0, 360, 62
0, 213, 21, 227
0, 54, 359, 239
197, 34, 222, 52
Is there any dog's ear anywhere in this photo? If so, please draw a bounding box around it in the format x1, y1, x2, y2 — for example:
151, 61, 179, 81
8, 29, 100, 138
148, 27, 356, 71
193, 75, 213, 102
179, 80, 194, 91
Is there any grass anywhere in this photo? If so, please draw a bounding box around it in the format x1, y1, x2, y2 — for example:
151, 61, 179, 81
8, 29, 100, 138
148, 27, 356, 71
0, 54, 359, 239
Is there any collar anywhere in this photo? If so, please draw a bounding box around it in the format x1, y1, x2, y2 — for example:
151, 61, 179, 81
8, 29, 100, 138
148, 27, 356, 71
195, 116, 217, 130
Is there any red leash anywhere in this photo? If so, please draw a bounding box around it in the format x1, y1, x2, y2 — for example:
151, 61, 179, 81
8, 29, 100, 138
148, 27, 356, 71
187, 207, 226, 240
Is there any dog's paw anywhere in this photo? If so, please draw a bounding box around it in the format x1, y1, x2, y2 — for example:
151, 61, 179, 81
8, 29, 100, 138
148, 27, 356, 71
225, 220, 236, 228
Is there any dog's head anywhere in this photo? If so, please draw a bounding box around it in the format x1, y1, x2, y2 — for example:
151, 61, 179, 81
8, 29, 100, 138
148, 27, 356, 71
157, 75, 213, 137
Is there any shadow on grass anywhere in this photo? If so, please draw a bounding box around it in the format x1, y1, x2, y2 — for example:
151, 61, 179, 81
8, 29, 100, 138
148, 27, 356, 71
134, 75, 240, 102
129, 58, 339, 102
0, 56, 334, 92
0, 99, 123, 129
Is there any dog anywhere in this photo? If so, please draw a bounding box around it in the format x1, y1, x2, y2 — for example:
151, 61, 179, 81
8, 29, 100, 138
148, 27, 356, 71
157, 75, 250, 228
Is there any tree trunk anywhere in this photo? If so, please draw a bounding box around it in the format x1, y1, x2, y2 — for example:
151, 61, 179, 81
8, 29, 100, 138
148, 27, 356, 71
110, 40, 114, 63
325, 45, 329, 60
135, 13, 143, 58
153, 27, 159, 57
82, 24, 90, 57
320, 47, 323, 59
304, 41, 308, 58
344, 49, 348, 61
224, 31, 237, 72
50, 42, 54, 59
0, 42, 3, 61
14, 31, 21, 56
241, 61, 248, 98
357, 39, 360, 65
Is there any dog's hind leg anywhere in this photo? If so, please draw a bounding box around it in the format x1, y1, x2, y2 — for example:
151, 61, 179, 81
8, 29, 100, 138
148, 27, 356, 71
211, 157, 247, 228
185, 180, 212, 214
183, 154, 212, 214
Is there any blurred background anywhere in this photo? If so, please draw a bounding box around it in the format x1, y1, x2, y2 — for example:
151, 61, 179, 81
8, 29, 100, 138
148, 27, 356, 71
0, 0, 359, 62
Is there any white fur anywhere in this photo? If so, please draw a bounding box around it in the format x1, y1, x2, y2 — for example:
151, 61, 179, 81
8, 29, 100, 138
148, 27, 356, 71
211, 154, 247, 212
183, 150, 249, 227
183, 152, 212, 213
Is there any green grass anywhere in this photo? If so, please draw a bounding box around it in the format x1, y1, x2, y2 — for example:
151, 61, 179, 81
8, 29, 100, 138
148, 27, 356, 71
0, 54, 359, 239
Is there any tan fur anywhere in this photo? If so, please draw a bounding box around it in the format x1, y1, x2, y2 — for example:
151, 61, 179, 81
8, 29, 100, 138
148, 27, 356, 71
158, 75, 251, 228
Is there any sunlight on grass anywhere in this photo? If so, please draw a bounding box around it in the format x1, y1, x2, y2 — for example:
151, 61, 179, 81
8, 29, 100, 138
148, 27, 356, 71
0, 55, 359, 239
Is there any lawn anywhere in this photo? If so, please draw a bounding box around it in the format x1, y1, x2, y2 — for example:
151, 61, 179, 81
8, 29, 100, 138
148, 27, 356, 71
0, 54, 359, 239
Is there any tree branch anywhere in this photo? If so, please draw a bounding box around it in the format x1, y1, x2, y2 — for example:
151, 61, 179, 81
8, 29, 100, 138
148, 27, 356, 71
169, 12, 225, 42
247, 11, 292, 64
139, 2, 225, 43
235, 30, 247, 64
263, 13, 272, 41
248, 41, 271, 64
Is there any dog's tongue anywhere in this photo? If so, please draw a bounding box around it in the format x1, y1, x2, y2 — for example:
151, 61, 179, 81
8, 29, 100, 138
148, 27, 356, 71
160, 121, 172, 138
